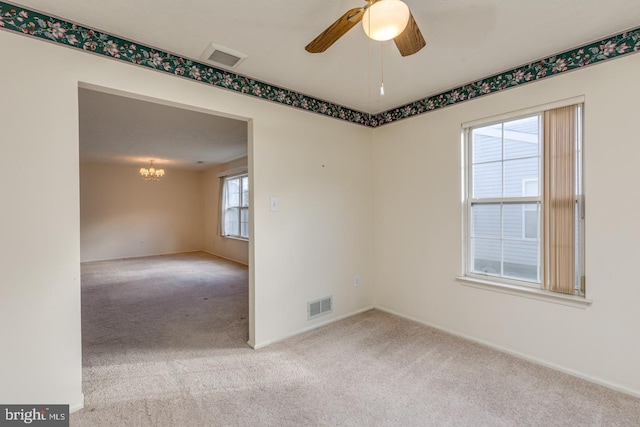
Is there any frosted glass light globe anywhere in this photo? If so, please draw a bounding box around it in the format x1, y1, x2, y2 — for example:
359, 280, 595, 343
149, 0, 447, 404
362, 0, 410, 41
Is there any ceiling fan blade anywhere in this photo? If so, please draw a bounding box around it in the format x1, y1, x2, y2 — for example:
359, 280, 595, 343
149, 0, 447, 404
393, 11, 426, 57
305, 8, 365, 53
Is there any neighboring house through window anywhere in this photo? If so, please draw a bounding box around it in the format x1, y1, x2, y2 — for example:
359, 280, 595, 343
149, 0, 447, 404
222, 173, 249, 239
522, 179, 539, 240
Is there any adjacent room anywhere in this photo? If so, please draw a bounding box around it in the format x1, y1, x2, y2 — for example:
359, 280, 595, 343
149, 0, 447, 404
2, 0, 640, 425
78, 87, 249, 267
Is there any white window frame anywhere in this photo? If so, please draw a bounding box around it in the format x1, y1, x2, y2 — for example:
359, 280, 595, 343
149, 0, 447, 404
221, 173, 249, 240
464, 112, 542, 288
459, 98, 586, 303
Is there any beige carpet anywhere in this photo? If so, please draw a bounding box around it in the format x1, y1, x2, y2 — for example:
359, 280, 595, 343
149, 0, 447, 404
72, 252, 640, 426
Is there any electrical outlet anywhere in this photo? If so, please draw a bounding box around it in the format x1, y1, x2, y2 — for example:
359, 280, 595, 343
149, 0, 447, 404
354, 275, 360, 287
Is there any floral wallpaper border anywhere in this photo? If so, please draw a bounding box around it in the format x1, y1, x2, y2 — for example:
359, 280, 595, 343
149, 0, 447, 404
1, 1, 639, 128
0, 1, 371, 126
370, 26, 640, 127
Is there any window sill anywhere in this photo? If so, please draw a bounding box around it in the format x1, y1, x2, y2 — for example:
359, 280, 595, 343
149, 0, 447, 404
455, 276, 592, 309
222, 235, 249, 242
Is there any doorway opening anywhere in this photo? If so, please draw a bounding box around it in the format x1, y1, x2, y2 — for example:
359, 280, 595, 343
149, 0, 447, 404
77, 83, 254, 402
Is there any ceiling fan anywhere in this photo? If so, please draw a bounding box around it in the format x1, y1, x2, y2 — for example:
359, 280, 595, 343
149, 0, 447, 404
305, 0, 426, 57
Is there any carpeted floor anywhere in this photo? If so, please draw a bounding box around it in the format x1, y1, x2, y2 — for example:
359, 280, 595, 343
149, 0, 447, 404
72, 252, 640, 426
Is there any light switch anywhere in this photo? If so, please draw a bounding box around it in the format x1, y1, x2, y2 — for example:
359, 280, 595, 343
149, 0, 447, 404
270, 196, 279, 212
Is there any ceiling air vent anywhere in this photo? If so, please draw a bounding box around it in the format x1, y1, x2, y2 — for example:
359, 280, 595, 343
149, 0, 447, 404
200, 43, 247, 68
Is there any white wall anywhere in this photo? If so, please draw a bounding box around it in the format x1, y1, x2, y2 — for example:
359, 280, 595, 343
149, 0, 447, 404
373, 53, 640, 396
252, 115, 375, 347
80, 162, 204, 262
203, 157, 249, 265
0, 30, 374, 408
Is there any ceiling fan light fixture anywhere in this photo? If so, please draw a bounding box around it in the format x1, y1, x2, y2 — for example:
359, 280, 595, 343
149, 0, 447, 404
362, 0, 410, 41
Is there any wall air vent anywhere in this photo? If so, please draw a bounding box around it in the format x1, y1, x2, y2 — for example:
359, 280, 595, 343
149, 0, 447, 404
308, 296, 332, 320
200, 42, 247, 68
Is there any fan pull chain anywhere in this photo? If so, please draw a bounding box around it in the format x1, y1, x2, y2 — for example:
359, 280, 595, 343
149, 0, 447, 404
367, 10, 372, 111
380, 43, 385, 96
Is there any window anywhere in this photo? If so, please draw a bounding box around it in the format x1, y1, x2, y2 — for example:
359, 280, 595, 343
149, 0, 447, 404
221, 173, 249, 239
463, 103, 584, 295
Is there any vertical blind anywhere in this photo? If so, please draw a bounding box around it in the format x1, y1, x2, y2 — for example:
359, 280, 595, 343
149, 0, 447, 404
542, 105, 578, 294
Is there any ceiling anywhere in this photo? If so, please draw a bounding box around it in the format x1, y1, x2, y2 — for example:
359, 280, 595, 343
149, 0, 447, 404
78, 88, 248, 171
13, 1, 640, 170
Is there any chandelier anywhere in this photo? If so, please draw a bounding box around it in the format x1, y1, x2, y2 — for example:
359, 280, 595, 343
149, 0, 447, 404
139, 160, 165, 181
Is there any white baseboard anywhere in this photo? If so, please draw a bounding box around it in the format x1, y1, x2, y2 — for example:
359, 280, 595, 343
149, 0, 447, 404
251, 305, 375, 350
70, 394, 84, 413
375, 306, 640, 399
81, 249, 205, 263
201, 250, 248, 266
